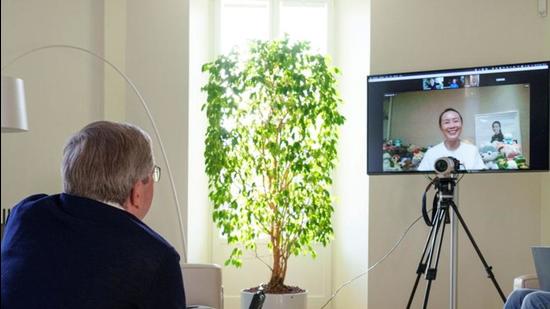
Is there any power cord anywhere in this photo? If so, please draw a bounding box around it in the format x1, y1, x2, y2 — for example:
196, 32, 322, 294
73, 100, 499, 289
319, 208, 430, 309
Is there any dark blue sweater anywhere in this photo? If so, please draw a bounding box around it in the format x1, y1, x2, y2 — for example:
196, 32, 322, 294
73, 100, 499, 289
1, 194, 186, 309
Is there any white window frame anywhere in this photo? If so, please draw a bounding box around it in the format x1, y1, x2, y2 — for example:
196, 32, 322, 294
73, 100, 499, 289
214, 0, 334, 56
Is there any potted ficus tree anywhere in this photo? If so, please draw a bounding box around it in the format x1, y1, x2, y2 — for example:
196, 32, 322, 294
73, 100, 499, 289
202, 36, 344, 309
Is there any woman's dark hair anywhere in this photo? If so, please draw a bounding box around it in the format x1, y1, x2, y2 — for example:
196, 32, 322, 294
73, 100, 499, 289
492, 120, 501, 128
438, 108, 463, 127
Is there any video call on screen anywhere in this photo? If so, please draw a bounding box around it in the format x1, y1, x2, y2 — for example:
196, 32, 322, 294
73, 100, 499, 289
367, 62, 550, 175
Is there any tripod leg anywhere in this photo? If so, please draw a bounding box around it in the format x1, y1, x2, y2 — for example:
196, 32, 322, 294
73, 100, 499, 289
449, 201, 507, 303
422, 206, 448, 309
406, 206, 444, 309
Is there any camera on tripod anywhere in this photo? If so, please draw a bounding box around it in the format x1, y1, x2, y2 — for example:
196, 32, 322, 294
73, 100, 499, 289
408, 155, 507, 309
434, 156, 460, 178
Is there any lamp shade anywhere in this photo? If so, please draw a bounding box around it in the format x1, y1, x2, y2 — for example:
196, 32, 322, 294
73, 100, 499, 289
1, 76, 28, 132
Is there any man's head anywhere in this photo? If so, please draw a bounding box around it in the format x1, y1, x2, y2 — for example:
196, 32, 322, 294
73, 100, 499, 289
62, 121, 155, 219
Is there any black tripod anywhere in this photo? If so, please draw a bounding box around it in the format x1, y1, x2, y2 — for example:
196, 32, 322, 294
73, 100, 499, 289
406, 176, 507, 309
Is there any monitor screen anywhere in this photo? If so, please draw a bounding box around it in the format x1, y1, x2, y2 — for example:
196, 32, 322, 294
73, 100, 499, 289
367, 61, 550, 175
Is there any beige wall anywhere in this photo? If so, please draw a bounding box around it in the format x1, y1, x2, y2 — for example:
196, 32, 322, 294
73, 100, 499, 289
1, 0, 190, 261
332, 0, 370, 308
369, 1, 549, 309
188, 0, 213, 263
542, 172, 550, 244
1, 0, 104, 214
125, 0, 189, 258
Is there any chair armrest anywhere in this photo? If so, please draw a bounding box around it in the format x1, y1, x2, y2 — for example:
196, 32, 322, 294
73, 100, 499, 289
513, 274, 539, 290
181, 263, 223, 309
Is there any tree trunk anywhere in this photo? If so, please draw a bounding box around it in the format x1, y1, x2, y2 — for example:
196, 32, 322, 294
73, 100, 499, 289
267, 227, 287, 293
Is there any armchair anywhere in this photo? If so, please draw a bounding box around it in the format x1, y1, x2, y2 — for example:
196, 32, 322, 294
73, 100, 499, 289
181, 263, 223, 309
513, 274, 540, 290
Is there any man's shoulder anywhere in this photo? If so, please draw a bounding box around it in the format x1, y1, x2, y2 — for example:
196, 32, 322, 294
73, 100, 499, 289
18, 193, 55, 206
11, 194, 59, 216
135, 223, 179, 256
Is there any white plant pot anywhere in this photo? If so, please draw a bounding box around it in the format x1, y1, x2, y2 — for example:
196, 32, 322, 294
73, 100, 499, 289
240, 289, 307, 309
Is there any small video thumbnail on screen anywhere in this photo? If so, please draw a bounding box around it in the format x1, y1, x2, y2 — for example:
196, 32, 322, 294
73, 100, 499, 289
422, 74, 480, 91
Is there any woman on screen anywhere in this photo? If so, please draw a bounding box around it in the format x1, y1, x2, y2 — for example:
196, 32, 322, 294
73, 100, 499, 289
490, 120, 504, 143
418, 108, 486, 171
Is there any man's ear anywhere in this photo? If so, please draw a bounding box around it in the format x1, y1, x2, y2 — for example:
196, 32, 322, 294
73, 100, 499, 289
125, 180, 145, 217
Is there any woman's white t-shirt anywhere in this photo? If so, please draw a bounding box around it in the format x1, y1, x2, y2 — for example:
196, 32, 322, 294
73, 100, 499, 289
417, 141, 487, 171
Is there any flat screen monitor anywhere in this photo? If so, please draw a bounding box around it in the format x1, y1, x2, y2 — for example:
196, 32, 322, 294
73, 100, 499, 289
367, 61, 549, 175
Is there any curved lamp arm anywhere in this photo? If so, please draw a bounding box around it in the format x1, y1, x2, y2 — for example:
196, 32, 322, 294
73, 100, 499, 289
2, 44, 187, 262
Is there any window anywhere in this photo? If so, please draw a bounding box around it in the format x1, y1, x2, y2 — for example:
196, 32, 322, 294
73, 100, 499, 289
218, 0, 330, 55
214, 0, 331, 242
219, 0, 270, 54
279, 1, 328, 53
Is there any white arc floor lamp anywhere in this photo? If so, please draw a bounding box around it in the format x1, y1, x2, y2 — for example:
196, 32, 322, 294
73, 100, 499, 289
1, 44, 187, 262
